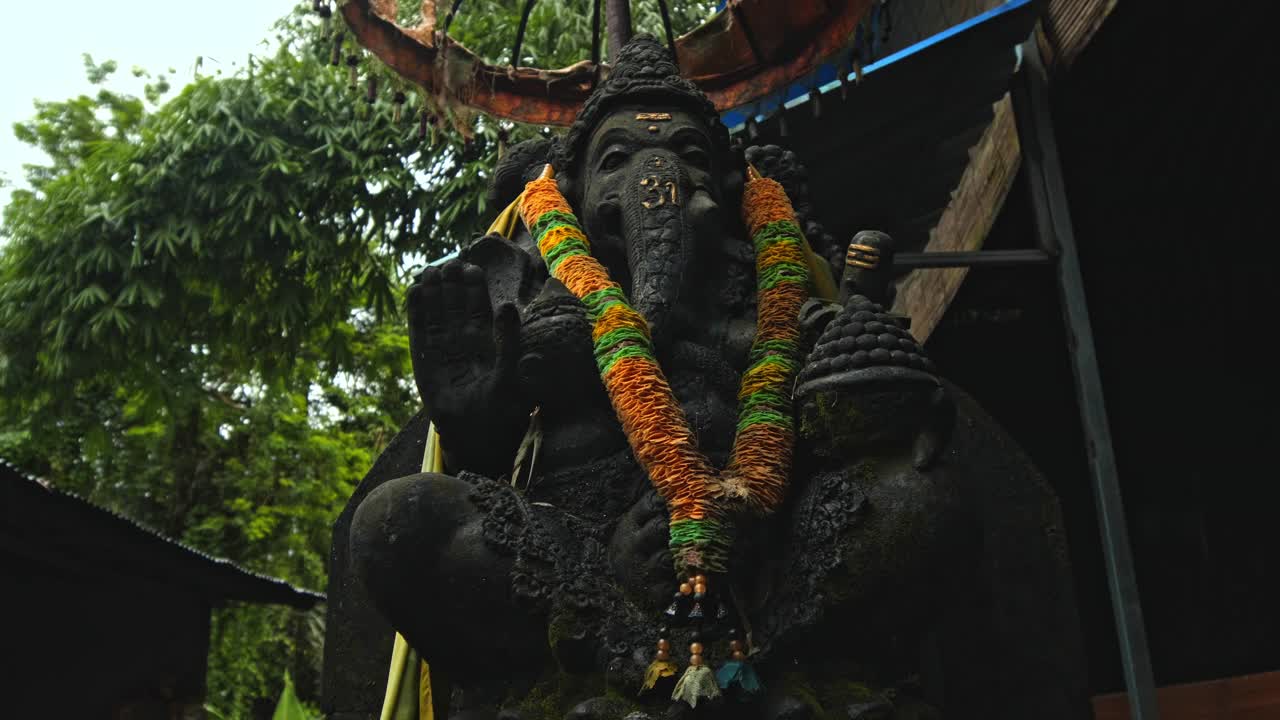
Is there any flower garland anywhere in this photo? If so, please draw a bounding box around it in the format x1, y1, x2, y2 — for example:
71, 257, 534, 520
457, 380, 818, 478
518, 164, 809, 579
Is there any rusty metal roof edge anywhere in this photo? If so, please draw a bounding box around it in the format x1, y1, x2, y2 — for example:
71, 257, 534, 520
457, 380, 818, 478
722, 0, 1039, 132
0, 456, 324, 608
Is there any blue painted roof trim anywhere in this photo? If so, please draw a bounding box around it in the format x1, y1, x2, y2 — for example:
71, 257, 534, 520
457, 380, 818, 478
720, 0, 1034, 132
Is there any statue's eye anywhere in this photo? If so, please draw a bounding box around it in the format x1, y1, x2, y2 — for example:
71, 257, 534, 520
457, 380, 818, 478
600, 151, 628, 172
681, 146, 710, 170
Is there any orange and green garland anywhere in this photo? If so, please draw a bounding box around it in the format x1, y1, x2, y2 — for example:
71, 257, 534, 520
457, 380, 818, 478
518, 164, 810, 579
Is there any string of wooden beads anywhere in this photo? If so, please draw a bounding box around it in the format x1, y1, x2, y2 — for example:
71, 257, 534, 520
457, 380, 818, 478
688, 637, 705, 668
655, 634, 671, 663
728, 629, 746, 661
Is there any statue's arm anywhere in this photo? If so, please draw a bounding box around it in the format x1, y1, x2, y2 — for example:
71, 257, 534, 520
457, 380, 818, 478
407, 255, 532, 479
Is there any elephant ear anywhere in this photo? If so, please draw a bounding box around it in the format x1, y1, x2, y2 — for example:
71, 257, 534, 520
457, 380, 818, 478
486, 137, 554, 210
913, 384, 956, 470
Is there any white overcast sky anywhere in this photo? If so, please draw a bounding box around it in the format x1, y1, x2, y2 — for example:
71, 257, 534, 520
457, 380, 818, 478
0, 0, 294, 212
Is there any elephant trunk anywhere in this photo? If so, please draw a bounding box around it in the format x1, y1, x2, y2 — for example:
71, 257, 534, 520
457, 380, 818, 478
623, 152, 694, 345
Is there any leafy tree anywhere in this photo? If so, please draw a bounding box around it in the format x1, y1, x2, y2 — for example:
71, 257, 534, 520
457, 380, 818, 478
0, 1, 717, 717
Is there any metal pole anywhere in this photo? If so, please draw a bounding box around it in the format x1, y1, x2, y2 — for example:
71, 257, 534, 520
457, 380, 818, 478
606, 0, 633, 61
894, 248, 1052, 268
1013, 34, 1161, 720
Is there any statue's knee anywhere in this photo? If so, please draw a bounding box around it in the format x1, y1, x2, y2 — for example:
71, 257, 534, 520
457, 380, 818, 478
350, 472, 476, 599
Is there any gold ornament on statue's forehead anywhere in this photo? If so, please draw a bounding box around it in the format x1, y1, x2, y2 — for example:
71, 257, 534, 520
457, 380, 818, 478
635, 112, 673, 121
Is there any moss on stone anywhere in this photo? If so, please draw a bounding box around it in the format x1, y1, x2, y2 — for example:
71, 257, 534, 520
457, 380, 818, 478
504, 658, 649, 719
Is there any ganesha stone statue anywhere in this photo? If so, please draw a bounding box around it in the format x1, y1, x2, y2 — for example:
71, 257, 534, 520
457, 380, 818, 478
333, 35, 1088, 720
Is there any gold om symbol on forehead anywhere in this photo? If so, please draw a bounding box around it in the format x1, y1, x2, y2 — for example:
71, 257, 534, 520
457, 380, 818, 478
639, 176, 679, 209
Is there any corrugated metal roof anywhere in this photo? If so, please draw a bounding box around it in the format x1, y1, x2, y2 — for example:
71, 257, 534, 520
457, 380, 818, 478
1, 457, 323, 609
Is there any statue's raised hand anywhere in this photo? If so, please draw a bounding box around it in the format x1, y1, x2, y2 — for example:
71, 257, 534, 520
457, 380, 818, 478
407, 258, 528, 475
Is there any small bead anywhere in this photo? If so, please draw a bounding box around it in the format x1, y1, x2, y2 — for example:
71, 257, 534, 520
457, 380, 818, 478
679, 583, 693, 596
890, 350, 909, 365
657, 639, 671, 651
694, 574, 707, 586
689, 654, 704, 667
687, 576, 698, 586
690, 642, 704, 655
869, 348, 891, 363
655, 649, 670, 661
845, 321, 865, 337
851, 350, 870, 367
732, 650, 746, 661
855, 334, 878, 351
693, 582, 707, 595
865, 321, 886, 334
878, 333, 898, 349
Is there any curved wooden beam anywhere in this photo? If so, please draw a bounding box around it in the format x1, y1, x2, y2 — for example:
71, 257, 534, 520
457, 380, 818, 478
340, 0, 875, 126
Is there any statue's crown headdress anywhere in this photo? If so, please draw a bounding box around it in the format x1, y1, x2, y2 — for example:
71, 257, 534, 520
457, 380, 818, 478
556, 35, 731, 172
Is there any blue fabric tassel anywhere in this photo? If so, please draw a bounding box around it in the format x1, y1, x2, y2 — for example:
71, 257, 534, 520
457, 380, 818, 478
715, 660, 762, 694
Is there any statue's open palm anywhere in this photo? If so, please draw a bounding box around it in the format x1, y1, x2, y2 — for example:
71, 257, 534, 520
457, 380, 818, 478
407, 259, 521, 439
